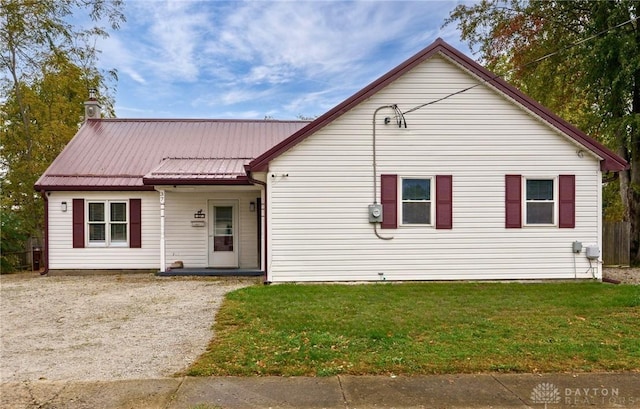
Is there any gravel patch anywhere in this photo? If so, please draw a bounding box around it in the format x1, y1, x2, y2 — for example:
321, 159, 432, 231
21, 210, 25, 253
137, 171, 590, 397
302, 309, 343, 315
603, 267, 640, 285
0, 273, 255, 383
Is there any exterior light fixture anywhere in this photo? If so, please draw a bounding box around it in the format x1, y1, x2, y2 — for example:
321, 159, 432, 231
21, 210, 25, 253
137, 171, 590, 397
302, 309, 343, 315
61, 202, 68, 212
249, 202, 256, 212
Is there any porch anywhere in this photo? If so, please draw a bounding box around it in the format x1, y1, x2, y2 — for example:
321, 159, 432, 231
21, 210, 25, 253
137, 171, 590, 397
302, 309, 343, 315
156, 186, 265, 274
156, 268, 264, 277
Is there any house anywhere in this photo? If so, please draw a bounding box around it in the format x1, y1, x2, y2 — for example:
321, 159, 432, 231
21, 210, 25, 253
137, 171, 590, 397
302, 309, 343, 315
35, 38, 627, 282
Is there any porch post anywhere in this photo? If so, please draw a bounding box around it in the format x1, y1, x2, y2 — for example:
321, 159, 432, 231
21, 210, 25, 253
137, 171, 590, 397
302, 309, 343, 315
260, 188, 266, 273
159, 189, 166, 273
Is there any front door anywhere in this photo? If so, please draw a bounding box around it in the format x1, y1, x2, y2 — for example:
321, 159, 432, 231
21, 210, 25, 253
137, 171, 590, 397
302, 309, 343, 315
208, 200, 238, 268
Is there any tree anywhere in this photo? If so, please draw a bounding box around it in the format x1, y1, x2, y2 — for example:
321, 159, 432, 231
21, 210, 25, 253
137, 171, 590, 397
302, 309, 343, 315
1, 0, 124, 158
446, 0, 640, 264
1, 54, 109, 234
0, 0, 124, 268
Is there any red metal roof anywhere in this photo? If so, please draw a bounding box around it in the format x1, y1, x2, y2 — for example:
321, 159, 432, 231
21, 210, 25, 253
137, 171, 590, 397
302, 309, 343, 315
249, 38, 628, 173
143, 158, 250, 185
35, 119, 308, 190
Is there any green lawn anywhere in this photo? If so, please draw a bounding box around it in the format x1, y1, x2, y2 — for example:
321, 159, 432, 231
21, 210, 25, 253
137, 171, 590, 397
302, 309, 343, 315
187, 282, 640, 376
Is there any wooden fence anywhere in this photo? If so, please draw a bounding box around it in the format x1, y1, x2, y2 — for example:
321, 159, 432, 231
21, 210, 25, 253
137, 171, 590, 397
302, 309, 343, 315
603, 221, 630, 266
1, 236, 43, 273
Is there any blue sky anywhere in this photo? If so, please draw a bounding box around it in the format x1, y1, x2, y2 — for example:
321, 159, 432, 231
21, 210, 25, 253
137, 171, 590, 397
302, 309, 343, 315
95, 1, 475, 119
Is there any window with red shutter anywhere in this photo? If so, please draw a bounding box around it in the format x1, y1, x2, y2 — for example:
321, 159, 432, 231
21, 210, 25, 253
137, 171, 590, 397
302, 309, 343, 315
386, 175, 454, 229
76, 199, 139, 248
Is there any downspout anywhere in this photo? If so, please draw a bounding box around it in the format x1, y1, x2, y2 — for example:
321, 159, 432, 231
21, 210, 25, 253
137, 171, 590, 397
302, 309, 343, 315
39, 191, 49, 275
245, 166, 268, 284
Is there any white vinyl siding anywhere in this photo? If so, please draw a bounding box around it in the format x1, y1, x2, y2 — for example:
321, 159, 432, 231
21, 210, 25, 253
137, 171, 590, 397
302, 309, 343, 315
48, 191, 159, 269
266, 54, 602, 282
48, 189, 261, 270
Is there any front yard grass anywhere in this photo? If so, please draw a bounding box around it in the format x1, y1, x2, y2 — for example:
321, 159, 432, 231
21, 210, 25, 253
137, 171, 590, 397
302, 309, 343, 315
187, 282, 640, 376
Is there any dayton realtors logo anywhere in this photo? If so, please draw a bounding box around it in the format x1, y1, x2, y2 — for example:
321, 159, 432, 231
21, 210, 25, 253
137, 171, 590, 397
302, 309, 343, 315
531, 383, 561, 408
531, 382, 637, 407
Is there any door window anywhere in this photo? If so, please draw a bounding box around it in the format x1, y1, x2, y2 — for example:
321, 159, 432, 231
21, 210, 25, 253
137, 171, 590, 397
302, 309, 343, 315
214, 206, 233, 251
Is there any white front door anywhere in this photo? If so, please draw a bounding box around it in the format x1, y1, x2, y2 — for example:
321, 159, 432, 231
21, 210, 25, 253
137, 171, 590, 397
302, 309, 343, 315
208, 200, 238, 268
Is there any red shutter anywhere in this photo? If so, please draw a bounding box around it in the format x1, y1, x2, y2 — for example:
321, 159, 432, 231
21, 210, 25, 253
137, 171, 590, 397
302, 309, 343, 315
505, 175, 522, 228
380, 174, 397, 229
436, 175, 453, 229
558, 175, 575, 228
72, 199, 84, 248
129, 199, 142, 248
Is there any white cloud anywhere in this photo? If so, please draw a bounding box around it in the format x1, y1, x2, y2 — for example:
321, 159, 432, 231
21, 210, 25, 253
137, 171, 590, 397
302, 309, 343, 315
98, 0, 468, 118
96, 34, 146, 84
245, 65, 294, 85
204, 1, 422, 82
125, 69, 146, 85
284, 87, 347, 116
219, 88, 267, 106
106, 0, 213, 83
145, 2, 211, 81
217, 110, 264, 120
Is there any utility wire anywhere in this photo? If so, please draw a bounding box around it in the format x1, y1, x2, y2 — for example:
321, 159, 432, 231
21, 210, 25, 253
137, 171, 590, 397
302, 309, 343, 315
402, 15, 639, 116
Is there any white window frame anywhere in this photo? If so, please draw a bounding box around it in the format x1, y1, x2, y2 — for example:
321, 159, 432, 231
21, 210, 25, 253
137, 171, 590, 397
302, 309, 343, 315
523, 177, 557, 227
399, 176, 434, 226
87, 200, 129, 247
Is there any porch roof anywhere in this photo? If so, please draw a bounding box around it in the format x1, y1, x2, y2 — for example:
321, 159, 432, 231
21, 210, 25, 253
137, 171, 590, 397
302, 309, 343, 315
143, 158, 251, 185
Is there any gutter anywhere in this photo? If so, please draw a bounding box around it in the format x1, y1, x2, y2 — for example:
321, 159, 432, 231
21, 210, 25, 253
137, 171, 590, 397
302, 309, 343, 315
244, 165, 269, 284
39, 191, 49, 275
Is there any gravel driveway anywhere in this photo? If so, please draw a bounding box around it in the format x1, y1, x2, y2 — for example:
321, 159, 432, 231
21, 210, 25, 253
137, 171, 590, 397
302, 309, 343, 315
0, 274, 254, 383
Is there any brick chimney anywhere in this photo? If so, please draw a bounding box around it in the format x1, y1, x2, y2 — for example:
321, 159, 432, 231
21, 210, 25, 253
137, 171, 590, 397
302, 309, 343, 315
84, 89, 101, 120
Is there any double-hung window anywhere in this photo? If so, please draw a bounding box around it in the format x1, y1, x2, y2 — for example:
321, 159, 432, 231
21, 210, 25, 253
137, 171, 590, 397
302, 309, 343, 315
88, 201, 128, 246
525, 178, 555, 225
401, 178, 432, 225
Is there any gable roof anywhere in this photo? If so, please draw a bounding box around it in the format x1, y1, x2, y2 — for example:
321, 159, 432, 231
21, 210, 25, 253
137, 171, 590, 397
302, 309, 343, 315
35, 119, 308, 190
248, 38, 627, 172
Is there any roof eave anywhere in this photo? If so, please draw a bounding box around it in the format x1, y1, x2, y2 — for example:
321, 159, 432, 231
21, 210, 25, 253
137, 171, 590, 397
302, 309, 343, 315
34, 184, 155, 192
141, 176, 251, 186
601, 158, 629, 172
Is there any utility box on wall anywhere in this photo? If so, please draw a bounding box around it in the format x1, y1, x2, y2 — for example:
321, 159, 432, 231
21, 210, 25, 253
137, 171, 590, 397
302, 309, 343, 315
586, 245, 600, 260
572, 241, 583, 253
368, 204, 383, 223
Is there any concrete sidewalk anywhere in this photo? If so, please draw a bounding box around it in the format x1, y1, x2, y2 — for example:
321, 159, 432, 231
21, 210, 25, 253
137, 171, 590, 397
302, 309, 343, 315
1, 373, 638, 409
